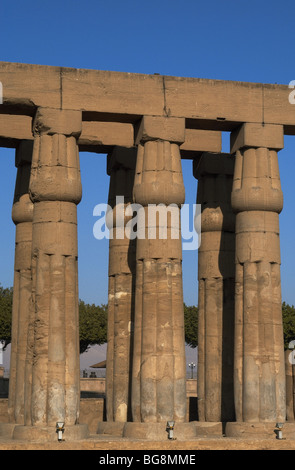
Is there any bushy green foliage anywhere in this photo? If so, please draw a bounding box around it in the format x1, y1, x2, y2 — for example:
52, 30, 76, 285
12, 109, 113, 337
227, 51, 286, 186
184, 303, 198, 348
282, 301, 295, 350
79, 300, 108, 354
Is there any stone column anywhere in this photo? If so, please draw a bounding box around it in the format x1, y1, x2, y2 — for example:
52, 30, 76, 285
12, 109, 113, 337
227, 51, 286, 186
103, 147, 136, 432
125, 116, 195, 440
193, 153, 235, 430
8, 141, 34, 426
285, 349, 295, 422
13, 108, 88, 441
226, 123, 287, 437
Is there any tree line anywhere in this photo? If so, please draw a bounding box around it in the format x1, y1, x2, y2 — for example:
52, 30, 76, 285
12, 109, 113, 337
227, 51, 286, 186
0, 284, 295, 353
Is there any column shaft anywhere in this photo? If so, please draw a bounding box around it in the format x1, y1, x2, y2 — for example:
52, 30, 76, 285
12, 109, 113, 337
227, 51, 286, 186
28, 109, 82, 427
105, 147, 136, 423
132, 117, 187, 423
8, 141, 34, 424
194, 153, 235, 423
231, 123, 286, 422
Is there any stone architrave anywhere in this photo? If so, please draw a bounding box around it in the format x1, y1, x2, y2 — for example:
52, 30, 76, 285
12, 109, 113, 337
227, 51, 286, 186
131, 116, 187, 427
105, 147, 137, 424
13, 108, 88, 440
194, 153, 235, 424
8, 141, 34, 425
230, 123, 286, 424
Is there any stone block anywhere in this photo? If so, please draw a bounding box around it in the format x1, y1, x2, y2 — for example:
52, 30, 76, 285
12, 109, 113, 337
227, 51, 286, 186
33, 108, 82, 137
80, 122, 134, 151
123, 421, 197, 441
13, 424, 89, 442
225, 422, 295, 440
180, 130, 222, 157
80, 399, 104, 434
230, 123, 284, 153
135, 116, 185, 145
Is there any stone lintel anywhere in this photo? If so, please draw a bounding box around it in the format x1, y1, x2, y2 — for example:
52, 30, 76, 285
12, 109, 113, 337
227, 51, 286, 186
15, 140, 33, 167
180, 129, 222, 158
1, 114, 222, 156
33, 107, 82, 137
193, 152, 235, 179
107, 146, 137, 175
2, 62, 295, 133
135, 116, 185, 145
80, 121, 134, 149
0, 115, 33, 146
230, 122, 284, 153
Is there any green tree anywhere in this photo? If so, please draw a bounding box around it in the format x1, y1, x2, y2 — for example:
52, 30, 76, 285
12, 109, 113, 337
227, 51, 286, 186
0, 285, 13, 349
184, 303, 198, 348
79, 300, 108, 354
282, 301, 295, 350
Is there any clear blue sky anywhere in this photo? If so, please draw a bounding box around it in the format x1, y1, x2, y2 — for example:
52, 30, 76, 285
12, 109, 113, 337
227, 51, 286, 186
0, 0, 294, 308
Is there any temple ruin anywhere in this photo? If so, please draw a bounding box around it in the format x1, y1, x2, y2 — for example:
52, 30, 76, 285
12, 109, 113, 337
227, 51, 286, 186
0, 61, 295, 441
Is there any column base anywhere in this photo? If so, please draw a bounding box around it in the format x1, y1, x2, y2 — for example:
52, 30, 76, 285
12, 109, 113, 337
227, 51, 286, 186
96, 421, 125, 437
194, 421, 224, 437
225, 422, 295, 440
0, 423, 17, 438
123, 421, 197, 441
12, 424, 89, 442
